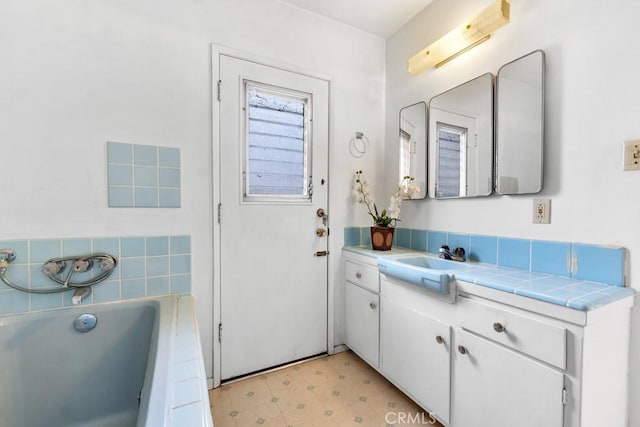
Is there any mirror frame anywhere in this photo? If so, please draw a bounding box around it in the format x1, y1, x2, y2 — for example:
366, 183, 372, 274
495, 50, 546, 195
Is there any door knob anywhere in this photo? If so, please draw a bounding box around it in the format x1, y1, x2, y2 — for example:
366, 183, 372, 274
435, 335, 444, 344
316, 228, 327, 237
458, 345, 467, 355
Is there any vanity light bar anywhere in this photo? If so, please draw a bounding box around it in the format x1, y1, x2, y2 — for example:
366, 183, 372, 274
408, 0, 510, 75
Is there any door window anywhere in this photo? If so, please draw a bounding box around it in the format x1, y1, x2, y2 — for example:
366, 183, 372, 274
244, 80, 312, 202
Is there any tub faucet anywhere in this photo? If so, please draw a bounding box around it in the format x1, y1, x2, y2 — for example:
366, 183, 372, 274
72, 287, 92, 305
439, 244, 466, 262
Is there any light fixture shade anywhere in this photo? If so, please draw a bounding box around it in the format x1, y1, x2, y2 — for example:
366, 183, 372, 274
408, 0, 510, 75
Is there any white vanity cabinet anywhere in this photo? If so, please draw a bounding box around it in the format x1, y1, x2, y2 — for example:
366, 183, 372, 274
342, 249, 634, 427
344, 252, 380, 367
379, 276, 454, 425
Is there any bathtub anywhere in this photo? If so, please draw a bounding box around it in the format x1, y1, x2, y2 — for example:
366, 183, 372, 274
0, 295, 212, 427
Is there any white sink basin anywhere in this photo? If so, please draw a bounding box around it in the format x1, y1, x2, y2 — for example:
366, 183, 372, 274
377, 255, 468, 295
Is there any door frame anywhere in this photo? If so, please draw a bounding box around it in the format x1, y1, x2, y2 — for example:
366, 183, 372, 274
211, 44, 335, 387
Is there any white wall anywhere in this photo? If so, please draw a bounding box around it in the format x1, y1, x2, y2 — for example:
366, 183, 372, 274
0, 0, 385, 382
386, 0, 640, 423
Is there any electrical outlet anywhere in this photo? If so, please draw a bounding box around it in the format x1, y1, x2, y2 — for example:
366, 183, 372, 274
533, 198, 551, 224
623, 139, 640, 171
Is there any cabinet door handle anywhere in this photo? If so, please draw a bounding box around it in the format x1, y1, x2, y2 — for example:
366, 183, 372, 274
369, 302, 377, 310
435, 335, 444, 344
493, 322, 506, 333
356, 272, 362, 279
457, 345, 467, 355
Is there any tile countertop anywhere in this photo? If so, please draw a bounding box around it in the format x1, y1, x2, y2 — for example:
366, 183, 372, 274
343, 246, 635, 311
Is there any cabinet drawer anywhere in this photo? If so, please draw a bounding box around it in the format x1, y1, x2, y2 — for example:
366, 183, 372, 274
458, 297, 566, 370
345, 260, 379, 293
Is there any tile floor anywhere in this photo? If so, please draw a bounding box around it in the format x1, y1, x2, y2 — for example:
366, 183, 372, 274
209, 350, 444, 426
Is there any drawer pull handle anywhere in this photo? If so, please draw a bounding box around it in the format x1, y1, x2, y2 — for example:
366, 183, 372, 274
435, 335, 444, 344
458, 345, 467, 355
369, 302, 377, 310
356, 272, 362, 279
493, 322, 506, 333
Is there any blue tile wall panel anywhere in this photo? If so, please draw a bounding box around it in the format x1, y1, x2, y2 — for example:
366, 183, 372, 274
107, 142, 182, 208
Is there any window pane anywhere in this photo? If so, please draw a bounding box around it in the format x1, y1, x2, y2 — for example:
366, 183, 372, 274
245, 82, 311, 200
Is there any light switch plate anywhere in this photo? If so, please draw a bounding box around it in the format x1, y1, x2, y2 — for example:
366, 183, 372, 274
533, 198, 551, 224
623, 139, 640, 171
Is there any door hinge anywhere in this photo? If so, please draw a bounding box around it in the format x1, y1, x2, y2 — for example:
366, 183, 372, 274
218, 323, 222, 343
217, 80, 222, 102
562, 387, 568, 405
217, 203, 222, 224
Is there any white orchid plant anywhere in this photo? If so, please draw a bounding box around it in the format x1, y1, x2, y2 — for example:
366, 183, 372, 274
352, 170, 420, 227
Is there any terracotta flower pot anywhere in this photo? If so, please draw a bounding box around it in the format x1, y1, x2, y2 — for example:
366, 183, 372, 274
370, 226, 394, 251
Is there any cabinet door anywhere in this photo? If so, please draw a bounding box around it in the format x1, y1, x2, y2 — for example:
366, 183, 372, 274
453, 329, 564, 427
344, 282, 379, 367
380, 296, 451, 424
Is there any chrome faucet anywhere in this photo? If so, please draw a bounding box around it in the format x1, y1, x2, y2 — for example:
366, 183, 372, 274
439, 244, 466, 262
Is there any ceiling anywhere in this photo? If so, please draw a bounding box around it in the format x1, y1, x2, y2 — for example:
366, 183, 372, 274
279, 0, 434, 38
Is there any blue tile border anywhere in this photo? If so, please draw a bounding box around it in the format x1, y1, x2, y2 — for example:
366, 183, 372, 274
0, 235, 192, 316
344, 226, 627, 288
107, 142, 182, 208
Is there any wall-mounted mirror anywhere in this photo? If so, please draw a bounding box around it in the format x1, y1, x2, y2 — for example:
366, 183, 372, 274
399, 102, 427, 199
428, 73, 494, 199
496, 50, 545, 194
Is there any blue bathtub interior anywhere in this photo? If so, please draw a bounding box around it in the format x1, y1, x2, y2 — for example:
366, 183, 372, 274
0, 298, 170, 427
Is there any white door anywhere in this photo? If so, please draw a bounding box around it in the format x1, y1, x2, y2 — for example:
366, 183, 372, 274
218, 55, 329, 380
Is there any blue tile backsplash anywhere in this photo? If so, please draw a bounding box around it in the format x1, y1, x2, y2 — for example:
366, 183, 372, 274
531, 240, 571, 277
469, 235, 497, 264
572, 244, 625, 286
107, 142, 182, 208
344, 226, 627, 287
497, 237, 531, 270
0, 235, 191, 316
